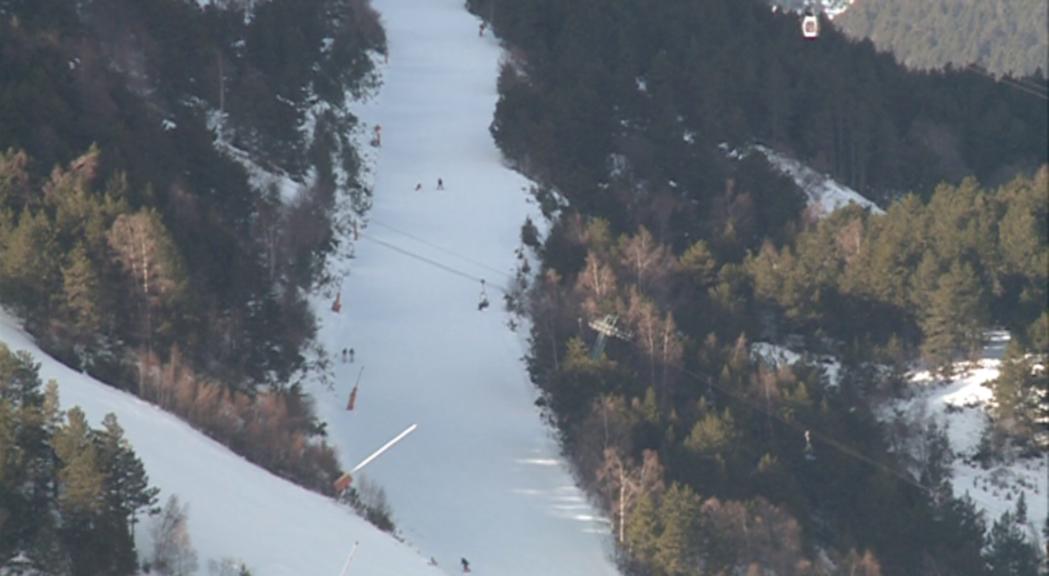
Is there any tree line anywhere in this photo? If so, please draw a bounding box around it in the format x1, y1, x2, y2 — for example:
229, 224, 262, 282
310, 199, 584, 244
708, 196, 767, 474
837, 0, 1049, 79
0, 0, 385, 494
469, 0, 1047, 572
0, 344, 158, 574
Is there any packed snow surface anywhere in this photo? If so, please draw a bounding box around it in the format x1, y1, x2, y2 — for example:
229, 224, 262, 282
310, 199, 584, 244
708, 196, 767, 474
752, 145, 883, 217
0, 311, 445, 576
722, 143, 883, 217
889, 332, 1047, 539
311, 0, 620, 574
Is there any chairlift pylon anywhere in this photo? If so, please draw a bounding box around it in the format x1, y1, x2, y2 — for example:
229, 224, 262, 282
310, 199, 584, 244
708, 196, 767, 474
587, 314, 632, 358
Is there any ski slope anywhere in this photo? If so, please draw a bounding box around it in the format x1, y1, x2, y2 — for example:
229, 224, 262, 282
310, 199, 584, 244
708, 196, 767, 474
0, 311, 445, 576
312, 1, 621, 574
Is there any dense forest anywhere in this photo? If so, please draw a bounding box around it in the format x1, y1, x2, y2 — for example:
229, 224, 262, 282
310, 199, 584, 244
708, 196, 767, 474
837, 0, 1049, 79
0, 0, 385, 492
470, 0, 1047, 573
0, 345, 159, 575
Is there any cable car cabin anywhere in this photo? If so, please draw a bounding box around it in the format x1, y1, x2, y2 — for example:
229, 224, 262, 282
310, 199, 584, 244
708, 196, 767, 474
802, 13, 819, 39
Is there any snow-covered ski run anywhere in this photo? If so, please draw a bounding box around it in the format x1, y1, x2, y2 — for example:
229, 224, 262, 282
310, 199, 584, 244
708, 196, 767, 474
311, 0, 621, 574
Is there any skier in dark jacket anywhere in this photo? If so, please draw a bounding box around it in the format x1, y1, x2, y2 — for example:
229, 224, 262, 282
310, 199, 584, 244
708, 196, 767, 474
461, 557, 471, 573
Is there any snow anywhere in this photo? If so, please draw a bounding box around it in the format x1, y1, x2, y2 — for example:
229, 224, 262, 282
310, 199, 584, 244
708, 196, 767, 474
722, 143, 883, 217
0, 310, 445, 576
309, 0, 620, 574
887, 331, 1048, 540
206, 111, 304, 203
751, 342, 843, 389
751, 342, 802, 368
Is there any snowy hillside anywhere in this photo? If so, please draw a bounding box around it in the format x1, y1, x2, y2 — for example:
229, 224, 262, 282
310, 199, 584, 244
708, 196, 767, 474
0, 310, 445, 576
723, 143, 883, 217
768, 0, 856, 20
885, 332, 1047, 542
308, 0, 621, 574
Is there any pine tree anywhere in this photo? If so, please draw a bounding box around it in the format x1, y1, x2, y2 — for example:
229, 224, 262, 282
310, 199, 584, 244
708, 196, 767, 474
625, 491, 661, 565
654, 483, 701, 576
986, 507, 1040, 576
95, 413, 159, 532
991, 340, 1039, 441
53, 407, 104, 516
920, 261, 987, 373
62, 242, 105, 340
0, 208, 59, 314
678, 240, 717, 290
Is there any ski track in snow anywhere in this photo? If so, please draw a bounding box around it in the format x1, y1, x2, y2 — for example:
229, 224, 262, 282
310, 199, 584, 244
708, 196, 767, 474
311, 1, 620, 574
0, 311, 445, 576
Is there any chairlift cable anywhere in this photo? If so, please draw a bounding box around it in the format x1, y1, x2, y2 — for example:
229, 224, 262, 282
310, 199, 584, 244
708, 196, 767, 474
359, 232, 511, 294
670, 361, 934, 496
366, 217, 516, 281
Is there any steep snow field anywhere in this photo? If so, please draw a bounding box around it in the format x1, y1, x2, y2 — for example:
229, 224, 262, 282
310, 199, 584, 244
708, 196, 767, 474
889, 332, 1047, 539
0, 311, 445, 576
310, 0, 621, 574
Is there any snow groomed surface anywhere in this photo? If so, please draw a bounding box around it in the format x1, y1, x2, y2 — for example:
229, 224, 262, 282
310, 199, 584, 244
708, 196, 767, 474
0, 311, 445, 576
313, 0, 621, 574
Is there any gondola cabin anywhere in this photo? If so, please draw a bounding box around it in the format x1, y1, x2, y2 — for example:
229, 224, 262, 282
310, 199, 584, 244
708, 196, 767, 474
802, 13, 819, 39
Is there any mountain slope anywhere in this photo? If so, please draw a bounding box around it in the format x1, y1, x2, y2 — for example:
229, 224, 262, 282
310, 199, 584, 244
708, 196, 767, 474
0, 310, 445, 576
308, 0, 621, 574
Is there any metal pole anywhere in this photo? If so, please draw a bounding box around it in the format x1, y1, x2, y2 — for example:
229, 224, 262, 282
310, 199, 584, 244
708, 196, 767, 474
351, 424, 418, 474
337, 541, 359, 576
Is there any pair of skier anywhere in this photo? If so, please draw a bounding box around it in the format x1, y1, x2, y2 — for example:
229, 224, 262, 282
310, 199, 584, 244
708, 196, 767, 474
414, 178, 445, 191
426, 556, 471, 572
341, 348, 355, 363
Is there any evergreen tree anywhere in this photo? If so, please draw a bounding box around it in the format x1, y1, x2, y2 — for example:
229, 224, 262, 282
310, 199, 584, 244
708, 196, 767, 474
625, 491, 660, 566
654, 483, 702, 576
62, 242, 105, 340
986, 506, 1040, 576
52, 407, 104, 516
920, 261, 987, 372
991, 340, 1041, 441
95, 413, 159, 532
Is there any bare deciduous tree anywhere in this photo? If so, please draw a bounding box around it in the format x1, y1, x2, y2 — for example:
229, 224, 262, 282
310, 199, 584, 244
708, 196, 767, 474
596, 448, 663, 544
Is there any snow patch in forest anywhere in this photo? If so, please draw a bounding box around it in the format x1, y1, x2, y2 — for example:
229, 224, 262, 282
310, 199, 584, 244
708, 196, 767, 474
721, 143, 883, 217
887, 331, 1047, 542
750, 342, 843, 389
207, 110, 305, 203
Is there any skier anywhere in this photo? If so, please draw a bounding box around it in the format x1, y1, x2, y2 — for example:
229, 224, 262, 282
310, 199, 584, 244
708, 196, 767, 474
477, 280, 490, 311
349, 348, 355, 363
478, 21, 486, 36
461, 558, 471, 573
342, 348, 348, 362
437, 178, 444, 190
415, 182, 423, 191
